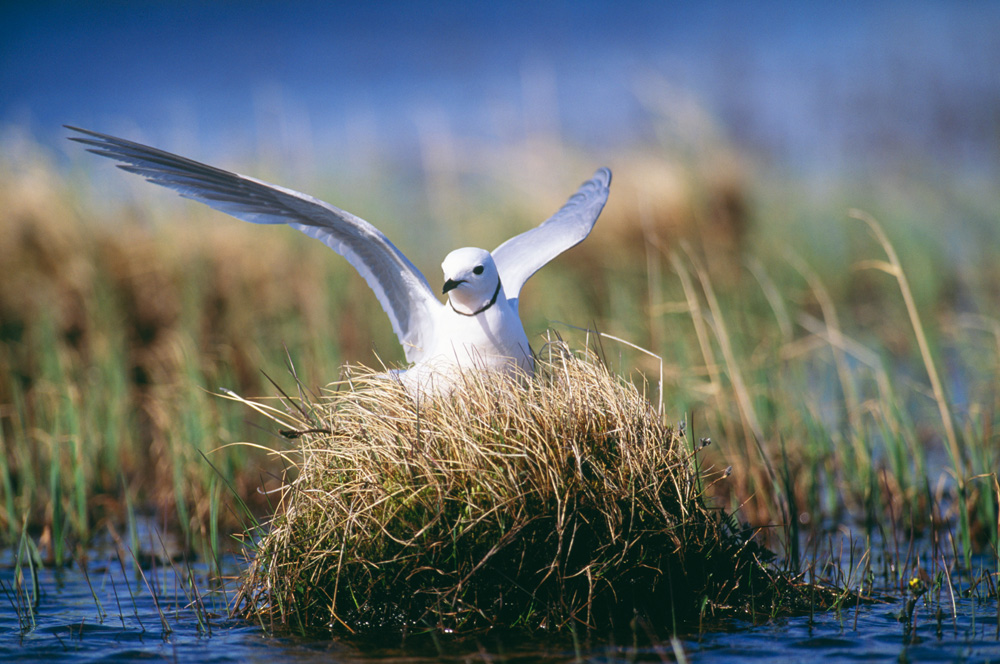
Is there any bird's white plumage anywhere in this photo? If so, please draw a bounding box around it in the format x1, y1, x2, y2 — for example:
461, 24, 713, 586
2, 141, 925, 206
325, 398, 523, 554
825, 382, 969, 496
67, 125, 611, 394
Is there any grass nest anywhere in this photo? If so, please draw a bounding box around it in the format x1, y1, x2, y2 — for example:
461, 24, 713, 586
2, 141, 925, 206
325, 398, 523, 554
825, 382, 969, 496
234, 342, 828, 634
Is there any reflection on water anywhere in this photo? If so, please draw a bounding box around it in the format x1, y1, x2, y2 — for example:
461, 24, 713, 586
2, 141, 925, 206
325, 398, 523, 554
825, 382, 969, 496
2, 542, 996, 663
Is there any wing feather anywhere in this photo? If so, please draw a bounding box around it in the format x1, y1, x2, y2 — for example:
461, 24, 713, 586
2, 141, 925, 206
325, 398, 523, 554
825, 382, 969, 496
67, 125, 440, 363
491, 168, 611, 311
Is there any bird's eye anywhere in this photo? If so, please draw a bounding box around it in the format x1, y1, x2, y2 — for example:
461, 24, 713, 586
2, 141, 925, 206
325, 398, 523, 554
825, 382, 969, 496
473, 265, 484, 275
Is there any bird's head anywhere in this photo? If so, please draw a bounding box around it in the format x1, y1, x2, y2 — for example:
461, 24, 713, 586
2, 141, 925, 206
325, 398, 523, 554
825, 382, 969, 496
441, 247, 502, 315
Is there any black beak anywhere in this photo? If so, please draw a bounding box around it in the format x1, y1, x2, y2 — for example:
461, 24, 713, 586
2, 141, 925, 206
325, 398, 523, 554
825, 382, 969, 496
442, 278, 465, 294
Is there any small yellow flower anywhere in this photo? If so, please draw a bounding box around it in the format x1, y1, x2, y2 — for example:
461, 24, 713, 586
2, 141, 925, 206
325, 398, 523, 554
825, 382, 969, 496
908, 577, 927, 595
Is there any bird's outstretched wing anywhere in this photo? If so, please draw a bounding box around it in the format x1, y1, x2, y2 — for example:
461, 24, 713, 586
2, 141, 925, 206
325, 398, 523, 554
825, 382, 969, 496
67, 125, 441, 363
491, 167, 611, 311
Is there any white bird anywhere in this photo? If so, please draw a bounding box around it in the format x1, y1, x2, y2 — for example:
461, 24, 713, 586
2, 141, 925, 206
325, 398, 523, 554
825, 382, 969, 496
67, 126, 611, 395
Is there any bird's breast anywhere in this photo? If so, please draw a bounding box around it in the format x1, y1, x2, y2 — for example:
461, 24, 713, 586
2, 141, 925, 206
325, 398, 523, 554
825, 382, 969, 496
425, 302, 532, 371
399, 302, 534, 397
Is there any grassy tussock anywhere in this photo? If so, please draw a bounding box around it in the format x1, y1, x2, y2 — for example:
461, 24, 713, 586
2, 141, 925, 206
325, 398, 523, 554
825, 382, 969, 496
235, 345, 823, 634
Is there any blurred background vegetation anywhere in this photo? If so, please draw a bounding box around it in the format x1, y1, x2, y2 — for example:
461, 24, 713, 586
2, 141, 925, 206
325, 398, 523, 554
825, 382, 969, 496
1, 2, 998, 567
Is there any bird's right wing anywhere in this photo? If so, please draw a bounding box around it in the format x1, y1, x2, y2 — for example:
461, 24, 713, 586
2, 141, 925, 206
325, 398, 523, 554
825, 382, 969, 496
491, 168, 611, 311
67, 126, 441, 363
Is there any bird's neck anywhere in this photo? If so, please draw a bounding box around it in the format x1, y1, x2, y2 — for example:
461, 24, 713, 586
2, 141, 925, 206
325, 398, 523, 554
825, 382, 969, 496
449, 278, 503, 316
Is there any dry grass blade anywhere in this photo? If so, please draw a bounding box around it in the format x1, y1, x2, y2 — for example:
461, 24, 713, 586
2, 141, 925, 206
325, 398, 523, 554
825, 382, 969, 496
850, 209, 964, 478
785, 249, 861, 436
675, 244, 784, 528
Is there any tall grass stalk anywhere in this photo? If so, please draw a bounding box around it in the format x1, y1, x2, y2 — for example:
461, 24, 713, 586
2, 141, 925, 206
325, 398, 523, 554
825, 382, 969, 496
208, 476, 221, 577
47, 432, 65, 567
745, 256, 793, 342
0, 427, 15, 542
13, 517, 39, 631
994, 473, 999, 638
680, 247, 766, 446
131, 551, 172, 635
680, 244, 784, 526
110, 529, 146, 632
667, 253, 732, 448
851, 210, 970, 569
75, 549, 106, 621
784, 250, 862, 438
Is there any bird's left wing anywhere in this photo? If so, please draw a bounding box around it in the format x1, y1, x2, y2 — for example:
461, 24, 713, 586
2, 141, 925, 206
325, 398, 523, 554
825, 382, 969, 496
67, 126, 442, 363
490, 168, 611, 311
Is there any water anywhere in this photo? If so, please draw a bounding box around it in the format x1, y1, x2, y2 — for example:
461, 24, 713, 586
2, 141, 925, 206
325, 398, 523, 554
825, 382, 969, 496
4, 1, 1000, 180
3, 544, 997, 663
688, 604, 1000, 662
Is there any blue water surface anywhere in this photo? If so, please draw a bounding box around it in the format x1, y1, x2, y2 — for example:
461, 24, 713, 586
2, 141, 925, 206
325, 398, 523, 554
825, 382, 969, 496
3, 1, 999, 178
2, 544, 997, 663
